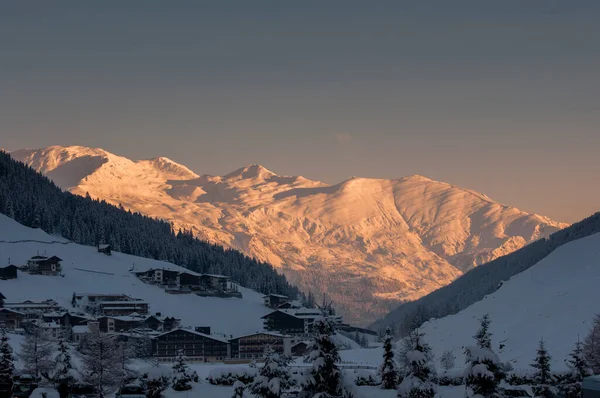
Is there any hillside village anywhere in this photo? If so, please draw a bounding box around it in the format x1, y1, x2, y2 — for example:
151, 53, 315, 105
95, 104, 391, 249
0, 252, 375, 366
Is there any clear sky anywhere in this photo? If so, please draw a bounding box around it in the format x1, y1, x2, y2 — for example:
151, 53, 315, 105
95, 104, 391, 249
1, 1, 599, 223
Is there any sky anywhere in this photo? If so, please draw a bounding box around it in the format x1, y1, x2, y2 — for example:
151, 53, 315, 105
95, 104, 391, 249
1, 1, 599, 223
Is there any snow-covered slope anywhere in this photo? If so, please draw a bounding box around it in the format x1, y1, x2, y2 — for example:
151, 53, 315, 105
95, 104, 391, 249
420, 232, 600, 370
10, 146, 568, 325
0, 214, 269, 336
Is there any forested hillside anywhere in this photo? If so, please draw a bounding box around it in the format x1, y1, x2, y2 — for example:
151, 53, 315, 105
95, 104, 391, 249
0, 151, 300, 298
372, 211, 600, 335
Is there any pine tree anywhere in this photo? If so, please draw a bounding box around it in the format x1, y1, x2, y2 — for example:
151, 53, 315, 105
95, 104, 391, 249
0, 328, 15, 386
440, 350, 456, 373
559, 339, 591, 398
171, 350, 198, 391
19, 325, 54, 379
464, 314, 504, 398
379, 327, 398, 389
530, 339, 555, 398
302, 318, 343, 398
81, 329, 122, 397
396, 330, 436, 398
583, 313, 600, 374
232, 380, 246, 398
46, 339, 74, 398
249, 345, 291, 398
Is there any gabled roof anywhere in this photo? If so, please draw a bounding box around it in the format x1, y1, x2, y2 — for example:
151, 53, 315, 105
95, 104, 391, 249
231, 331, 288, 341
0, 308, 25, 315
154, 328, 228, 343
261, 308, 322, 320
0, 292, 6, 300
264, 294, 288, 299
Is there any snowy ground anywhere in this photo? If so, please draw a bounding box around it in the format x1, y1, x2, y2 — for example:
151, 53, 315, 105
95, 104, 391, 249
0, 214, 270, 336
420, 232, 600, 371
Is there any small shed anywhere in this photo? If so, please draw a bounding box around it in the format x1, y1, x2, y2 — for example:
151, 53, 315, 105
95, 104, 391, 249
0, 265, 17, 280
97, 244, 112, 255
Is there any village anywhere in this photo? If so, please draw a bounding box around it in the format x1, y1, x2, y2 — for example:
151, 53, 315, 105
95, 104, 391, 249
0, 251, 377, 365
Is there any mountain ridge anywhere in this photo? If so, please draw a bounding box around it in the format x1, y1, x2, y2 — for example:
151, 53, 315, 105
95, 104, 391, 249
10, 145, 569, 325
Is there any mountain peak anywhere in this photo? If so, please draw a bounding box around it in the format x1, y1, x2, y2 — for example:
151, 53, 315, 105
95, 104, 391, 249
224, 164, 277, 180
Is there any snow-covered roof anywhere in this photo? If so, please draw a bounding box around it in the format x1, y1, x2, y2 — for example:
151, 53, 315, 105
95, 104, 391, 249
232, 331, 288, 340
201, 273, 229, 279
154, 328, 229, 343
264, 294, 288, 299
98, 244, 110, 249
72, 325, 89, 333
0, 308, 25, 315
99, 300, 147, 305
40, 322, 61, 329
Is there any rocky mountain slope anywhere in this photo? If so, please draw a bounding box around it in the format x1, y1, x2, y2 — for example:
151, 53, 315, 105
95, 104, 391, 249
11, 146, 568, 324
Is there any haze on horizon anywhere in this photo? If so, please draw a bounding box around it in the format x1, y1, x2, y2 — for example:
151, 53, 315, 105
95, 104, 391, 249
1, 1, 599, 223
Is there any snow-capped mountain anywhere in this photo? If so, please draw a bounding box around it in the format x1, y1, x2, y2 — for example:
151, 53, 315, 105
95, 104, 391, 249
419, 230, 600, 370
10, 146, 568, 325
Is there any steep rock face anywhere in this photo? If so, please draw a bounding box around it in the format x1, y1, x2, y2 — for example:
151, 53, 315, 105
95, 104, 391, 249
11, 146, 568, 325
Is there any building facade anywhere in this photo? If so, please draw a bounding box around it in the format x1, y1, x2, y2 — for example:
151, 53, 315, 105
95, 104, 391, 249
151, 329, 229, 363
229, 332, 292, 359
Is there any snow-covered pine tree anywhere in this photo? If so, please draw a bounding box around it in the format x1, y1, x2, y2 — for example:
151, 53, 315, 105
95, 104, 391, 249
583, 313, 600, 374
20, 324, 54, 379
530, 339, 555, 398
379, 327, 398, 389
302, 317, 343, 398
46, 339, 74, 398
171, 350, 198, 391
249, 345, 292, 398
559, 339, 591, 398
81, 329, 122, 397
464, 314, 505, 398
440, 350, 456, 372
232, 380, 246, 398
0, 328, 15, 386
396, 329, 436, 398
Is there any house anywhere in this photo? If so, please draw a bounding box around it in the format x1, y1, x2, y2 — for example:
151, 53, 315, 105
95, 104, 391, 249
73, 293, 148, 316
26, 255, 62, 275
71, 321, 100, 343
291, 341, 310, 357
200, 274, 229, 291
229, 332, 292, 360
97, 244, 112, 255
98, 300, 149, 316
262, 307, 343, 337
263, 294, 289, 309
134, 269, 182, 286
98, 315, 145, 333
0, 265, 18, 280
39, 321, 62, 340
0, 308, 25, 329
163, 316, 182, 332
151, 328, 230, 363
43, 312, 90, 328
4, 300, 60, 318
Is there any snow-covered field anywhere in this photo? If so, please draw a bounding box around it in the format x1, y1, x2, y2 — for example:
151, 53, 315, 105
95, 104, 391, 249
420, 232, 600, 371
0, 214, 270, 336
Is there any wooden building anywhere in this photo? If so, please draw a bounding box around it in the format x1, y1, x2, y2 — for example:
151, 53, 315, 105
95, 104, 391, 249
261, 308, 324, 337
263, 294, 289, 309
98, 300, 149, 316
97, 244, 112, 255
0, 265, 18, 280
0, 308, 25, 329
27, 255, 62, 275
151, 328, 229, 362
229, 332, 292, 360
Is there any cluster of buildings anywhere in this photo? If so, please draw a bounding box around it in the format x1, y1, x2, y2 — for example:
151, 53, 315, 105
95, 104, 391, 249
0, 251, 375, 364
133, 268, 243, 298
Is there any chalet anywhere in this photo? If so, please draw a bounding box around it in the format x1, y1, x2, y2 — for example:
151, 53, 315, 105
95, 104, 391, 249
0, 308, 25, 329
4, 300, 59, 317
200, 274, 228, 291
27, 255, 62, 275
98, 315, 145, 333
71, 321, 100, 343
0, 265, 18, 280
229, 332, 292, 360
262, 307, 343, 337
263, 294, 289, 309
135, 268, 181, 286
39, 321, 62, 340
74, 293, 148, 316
43, 312, 91, 328
97, 244, 112, 255
152, 328, 230, 362
98, 300, 149, 316
291, 341, 310, 357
